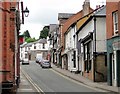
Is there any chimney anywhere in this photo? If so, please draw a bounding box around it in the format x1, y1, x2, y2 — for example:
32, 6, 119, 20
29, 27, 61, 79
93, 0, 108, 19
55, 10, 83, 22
82, 0, 90, 16
96, 5, 101, 9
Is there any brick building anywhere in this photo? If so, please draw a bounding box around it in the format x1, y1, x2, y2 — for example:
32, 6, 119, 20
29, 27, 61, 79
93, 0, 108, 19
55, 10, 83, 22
106, 0, 120, 87
0, 1, 21, 93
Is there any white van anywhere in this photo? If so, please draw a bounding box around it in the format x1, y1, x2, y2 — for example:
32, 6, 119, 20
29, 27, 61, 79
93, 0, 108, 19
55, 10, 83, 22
22, 53, 29, 65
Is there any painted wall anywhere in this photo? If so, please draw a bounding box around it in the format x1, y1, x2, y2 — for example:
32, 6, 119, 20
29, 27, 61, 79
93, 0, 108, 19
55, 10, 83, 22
96, 17, 106, 52
65, 26, 77, 71
76, 15, 90, 30
78, 20, 94, 41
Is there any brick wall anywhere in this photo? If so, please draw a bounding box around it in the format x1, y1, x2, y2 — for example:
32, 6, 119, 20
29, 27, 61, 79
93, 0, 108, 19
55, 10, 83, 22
106, 2, 119, 39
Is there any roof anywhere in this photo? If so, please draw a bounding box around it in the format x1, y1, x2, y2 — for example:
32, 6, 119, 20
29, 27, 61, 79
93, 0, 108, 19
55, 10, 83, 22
20, 42, 27, 47
76, 5, 106, 34
37, 38, 47, 44
58, 13, 74, 20
94, 5, 106, 16
49, 24, 59, 35
25, 42, 33, 47
62, 8, 93, 34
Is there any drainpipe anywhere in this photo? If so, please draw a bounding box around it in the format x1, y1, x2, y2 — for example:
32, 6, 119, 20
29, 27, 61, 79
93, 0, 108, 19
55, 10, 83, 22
93, 17, 96, 82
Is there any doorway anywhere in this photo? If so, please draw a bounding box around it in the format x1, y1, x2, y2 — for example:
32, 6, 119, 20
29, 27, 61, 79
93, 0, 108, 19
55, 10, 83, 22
112, 51, 117, 86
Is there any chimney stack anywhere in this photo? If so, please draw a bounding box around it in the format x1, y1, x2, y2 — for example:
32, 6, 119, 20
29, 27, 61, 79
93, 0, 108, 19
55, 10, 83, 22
82, 0, 90, 16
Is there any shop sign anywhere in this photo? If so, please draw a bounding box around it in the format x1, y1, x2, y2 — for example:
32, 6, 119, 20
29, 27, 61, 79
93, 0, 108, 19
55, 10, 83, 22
112, 39, 120, 50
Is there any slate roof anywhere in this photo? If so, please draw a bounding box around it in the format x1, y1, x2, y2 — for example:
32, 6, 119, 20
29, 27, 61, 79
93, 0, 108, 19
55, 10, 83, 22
37, 38, 47, 44
58, 13, 74, 20
94, 5, 106, 16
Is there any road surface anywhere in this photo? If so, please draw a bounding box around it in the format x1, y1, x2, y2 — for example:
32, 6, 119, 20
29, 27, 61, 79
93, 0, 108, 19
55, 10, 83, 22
21, 61, 107, 93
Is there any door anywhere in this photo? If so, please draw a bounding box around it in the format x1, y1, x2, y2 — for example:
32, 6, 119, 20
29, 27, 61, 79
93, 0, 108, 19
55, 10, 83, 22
112, 51, 117, 86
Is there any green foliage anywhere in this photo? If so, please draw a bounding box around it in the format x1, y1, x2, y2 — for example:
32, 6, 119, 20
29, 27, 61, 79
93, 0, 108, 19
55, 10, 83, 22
39, 27, 49, 39
25, 37, 36, 43
21, 30, 37, 43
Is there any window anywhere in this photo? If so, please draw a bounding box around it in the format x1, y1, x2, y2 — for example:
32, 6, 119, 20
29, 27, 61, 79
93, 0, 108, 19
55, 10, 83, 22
73, 51, 76, 68
34, 46, 36, 49
83, 41, 92, 72
25, 54, 28, 58
34, 44, 36, 49
113, 11, 118, 35
25, 47, 27, 51
43, 43, 45, 49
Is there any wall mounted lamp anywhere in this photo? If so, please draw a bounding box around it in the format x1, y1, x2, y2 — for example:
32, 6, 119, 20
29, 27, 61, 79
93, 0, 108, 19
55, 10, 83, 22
21, 1, 29, 24
23, 7, 29, 17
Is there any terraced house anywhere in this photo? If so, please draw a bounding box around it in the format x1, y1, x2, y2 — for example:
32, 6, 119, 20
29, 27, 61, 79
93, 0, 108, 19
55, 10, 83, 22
62, 0, 93, 72
106, 0, 120, 87
76, 6, 107, 82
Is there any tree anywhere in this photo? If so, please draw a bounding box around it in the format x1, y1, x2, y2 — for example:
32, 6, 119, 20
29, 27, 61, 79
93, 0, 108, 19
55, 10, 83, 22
24, 30, 31, 38
39, 26, 49, 39
25, 37, 36, 43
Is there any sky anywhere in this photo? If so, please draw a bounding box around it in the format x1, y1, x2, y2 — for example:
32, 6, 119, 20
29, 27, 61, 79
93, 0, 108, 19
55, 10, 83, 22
20, 0, 106, 39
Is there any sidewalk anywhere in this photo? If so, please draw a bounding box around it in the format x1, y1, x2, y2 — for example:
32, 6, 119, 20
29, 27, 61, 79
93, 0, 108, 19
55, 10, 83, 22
17, 70, 37, 93
51, 63, 119, 93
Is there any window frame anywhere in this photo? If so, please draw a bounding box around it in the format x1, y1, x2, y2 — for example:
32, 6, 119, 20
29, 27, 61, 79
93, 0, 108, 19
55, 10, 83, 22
113, 11, 118, 35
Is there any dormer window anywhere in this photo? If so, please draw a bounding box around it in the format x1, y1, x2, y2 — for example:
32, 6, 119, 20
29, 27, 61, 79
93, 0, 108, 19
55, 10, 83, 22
113, 11, 118, 35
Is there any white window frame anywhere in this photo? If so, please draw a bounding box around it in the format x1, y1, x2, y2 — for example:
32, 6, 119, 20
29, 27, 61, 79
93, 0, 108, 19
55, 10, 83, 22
113, 11, 118, 35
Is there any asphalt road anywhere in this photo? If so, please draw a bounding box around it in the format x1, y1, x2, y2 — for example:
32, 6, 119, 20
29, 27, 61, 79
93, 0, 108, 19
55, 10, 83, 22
21, 61, 105, 93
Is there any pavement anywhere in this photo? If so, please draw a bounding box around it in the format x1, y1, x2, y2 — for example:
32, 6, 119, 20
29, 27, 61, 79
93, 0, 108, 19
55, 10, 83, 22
17, 69, 37, 93
17, 62, 119, 93
51, 63, 119, 93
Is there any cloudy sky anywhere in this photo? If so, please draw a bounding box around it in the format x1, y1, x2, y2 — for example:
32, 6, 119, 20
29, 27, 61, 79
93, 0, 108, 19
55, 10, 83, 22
20, 0, 106, 39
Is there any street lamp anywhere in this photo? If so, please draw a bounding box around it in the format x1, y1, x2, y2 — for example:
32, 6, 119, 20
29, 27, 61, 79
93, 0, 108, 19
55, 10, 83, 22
23, 7, 29, 17
21, 1, 29, 24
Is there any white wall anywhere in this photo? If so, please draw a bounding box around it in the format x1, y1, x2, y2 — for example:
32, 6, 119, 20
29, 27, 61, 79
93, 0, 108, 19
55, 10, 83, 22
78, 20, 94, 41
78, 17, 106, 53
96, 17, 106, 52
65, 27, 75, 50
65, 26, 78, 71
77, 16, 106, 73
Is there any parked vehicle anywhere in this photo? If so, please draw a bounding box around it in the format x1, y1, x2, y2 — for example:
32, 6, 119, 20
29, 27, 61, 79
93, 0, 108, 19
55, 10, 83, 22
41, 60, 51, 68
36, 53, 43, 64
22, 58, 29, 65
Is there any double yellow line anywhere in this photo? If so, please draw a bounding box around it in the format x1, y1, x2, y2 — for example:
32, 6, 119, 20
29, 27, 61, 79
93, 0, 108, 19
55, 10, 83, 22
21, 69, 45, 94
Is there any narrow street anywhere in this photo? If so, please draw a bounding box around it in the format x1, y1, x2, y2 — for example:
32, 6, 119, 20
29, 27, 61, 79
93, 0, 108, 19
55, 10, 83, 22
21, 61, 106, 93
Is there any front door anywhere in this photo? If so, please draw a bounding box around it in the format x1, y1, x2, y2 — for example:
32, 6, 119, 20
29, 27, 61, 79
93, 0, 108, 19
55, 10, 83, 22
112, 51, 117, 86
